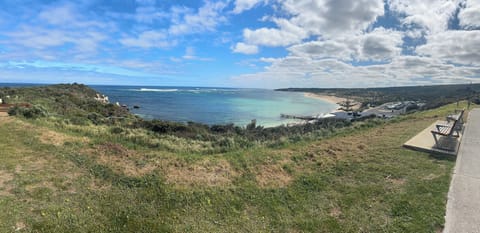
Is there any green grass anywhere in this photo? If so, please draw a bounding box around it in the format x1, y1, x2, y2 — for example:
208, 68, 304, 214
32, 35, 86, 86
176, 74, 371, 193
0, 102, 471, 232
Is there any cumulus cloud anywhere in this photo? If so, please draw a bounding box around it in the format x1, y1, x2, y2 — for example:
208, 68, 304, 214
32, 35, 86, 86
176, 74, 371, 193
287, 27, 403, 61
233, 0, 264, 14
233, 42, 259, 54
243, 25, 306, 47
288, 39, 356, 60
236, 0, 384, 50
388, 0, 461, 34
229, 0, 480, 88
416, 30, 480, 65
169, 1, 228, 35
360, 28, 403, 61
231, 54, 479, 88
459, 0, 480, 29
281, 0, 384, 37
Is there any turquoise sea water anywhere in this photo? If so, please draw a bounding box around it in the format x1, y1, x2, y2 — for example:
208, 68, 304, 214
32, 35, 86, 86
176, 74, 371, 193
92, 86, 337, 127
0, 84, 338, 127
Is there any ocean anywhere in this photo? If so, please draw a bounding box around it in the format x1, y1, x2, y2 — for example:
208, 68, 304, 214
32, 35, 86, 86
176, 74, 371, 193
1, 84, 338, 127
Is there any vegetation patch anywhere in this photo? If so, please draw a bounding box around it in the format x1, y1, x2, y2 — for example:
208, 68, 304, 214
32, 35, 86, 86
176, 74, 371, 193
84, 143, 157, 177
164, 159, 239, 188
39, 129, 89, 147
255, 159, 293, 188
0, 170, 14, 196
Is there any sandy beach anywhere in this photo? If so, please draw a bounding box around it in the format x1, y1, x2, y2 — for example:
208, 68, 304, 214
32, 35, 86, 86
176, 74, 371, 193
304, 93, 361, 111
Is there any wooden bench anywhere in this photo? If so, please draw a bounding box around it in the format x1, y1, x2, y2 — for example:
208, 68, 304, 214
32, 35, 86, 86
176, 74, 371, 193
447, 108, 465, 124
431, 117, 462, 150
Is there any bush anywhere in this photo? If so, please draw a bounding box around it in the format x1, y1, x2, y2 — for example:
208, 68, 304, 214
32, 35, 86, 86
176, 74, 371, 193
8, 105, 48, 119
111, 126, 124, 134
69, 115, 90, 125
87, 112, 104, 125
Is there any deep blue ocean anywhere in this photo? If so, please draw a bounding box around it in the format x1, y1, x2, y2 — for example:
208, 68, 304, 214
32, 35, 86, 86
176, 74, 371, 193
0, 83, 337, 127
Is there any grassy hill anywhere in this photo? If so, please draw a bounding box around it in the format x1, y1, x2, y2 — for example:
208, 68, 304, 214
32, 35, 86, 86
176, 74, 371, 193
0, 84, 471, 232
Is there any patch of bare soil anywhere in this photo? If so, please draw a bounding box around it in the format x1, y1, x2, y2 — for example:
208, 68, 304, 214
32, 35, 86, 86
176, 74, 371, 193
386, 175, 406, 186
164, 159, 239, 187
0, 170, 14, 196
329, 207, 342, 218
15, 222, 26, 231
422, 173, 441, 180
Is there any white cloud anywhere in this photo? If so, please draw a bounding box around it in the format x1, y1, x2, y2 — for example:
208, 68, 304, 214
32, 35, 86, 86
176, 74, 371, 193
119, 30, 175, 49
134, 2, 168, 24
1, 2, 110, 60
281, 0, 384, 37
237, 0, 384, 49
360, 28, 403, 61
231, 54, 479, 88
233, 0, 264, 14
416, 30, 480, 65
243, 27, 305, 47
459, 0, 480, 29
177, 46, 213, 61
169, 1, 228, 35
388, 0, 461, 34
233, 42, 259, 54
229, 0, 480, 88
287, 27, 403, 61
288, 39, 357, 60
0, 60, 159, 78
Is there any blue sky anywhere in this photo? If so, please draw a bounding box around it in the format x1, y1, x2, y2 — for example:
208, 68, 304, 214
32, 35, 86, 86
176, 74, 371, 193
0, 0, 479, 88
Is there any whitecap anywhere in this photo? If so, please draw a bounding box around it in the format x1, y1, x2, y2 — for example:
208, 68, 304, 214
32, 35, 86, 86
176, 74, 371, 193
139, 88, 178, 92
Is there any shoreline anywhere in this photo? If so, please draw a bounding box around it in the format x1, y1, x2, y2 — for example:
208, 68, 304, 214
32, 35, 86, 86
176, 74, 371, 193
304, 92, 361, 112
304, 93, 346, 105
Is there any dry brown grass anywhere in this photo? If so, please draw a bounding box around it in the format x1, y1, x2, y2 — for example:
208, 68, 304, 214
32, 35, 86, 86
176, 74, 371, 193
329, 207, 342, 218
0, 170, 14, 196
164, 159, 239, 187
386, 175, 406, 186
0, 114, 12, 123
39, 129, 89, 146
87, 142, 158, 177
25, 181, 57, 193
423, 173, 442, 180
255, 158, 293, 188
84, 142, 241, 187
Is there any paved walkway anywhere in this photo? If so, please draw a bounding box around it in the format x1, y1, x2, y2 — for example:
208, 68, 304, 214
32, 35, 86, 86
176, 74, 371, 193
444, 108, 480, 233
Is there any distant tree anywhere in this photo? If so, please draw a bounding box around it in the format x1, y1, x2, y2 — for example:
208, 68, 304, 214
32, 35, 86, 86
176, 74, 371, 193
338, 98, 355, 112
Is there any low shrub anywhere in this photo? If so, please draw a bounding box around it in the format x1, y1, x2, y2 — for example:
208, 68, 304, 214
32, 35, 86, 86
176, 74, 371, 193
8, 105, 48, 119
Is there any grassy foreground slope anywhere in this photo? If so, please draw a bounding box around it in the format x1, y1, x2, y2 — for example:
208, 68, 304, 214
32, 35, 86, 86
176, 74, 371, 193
0, 86, 470, 232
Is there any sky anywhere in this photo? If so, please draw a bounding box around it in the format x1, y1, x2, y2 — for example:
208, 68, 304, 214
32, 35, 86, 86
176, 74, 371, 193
0, 0, 479, 88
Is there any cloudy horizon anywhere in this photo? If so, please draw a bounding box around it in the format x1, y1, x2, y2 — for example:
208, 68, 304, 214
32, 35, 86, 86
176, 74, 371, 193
0, 0, 479, 88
